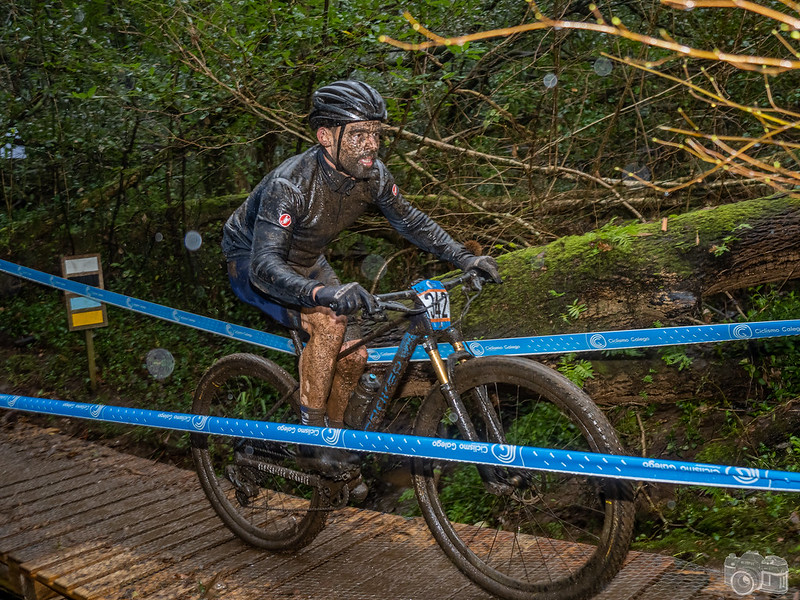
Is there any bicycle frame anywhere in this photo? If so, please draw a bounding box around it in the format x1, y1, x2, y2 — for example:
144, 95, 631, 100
357, 280, 505, 449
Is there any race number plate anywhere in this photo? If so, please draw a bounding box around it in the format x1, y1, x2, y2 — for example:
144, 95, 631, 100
411, 279, 451, 330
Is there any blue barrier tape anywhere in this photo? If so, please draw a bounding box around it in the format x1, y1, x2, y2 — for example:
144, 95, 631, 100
4, 259, 800, 363
0, 259, 295, 354
2, 393, 799, 492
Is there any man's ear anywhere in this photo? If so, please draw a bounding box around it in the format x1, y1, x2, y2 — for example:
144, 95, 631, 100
316, 126, 334, 149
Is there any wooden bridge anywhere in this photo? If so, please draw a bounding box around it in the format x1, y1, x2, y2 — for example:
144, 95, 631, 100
0, 419, 796, 600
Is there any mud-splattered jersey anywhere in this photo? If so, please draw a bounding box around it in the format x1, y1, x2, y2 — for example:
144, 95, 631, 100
222, 146, 471, 308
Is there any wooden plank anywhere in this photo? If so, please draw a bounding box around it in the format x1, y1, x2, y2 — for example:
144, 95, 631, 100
3, 421, 797, 600
150, 507, 390, 600
300, 516, 488, 600
0, 452, 76, 493
0, 465, 101, 504
3, 485, 205, 565
0, 468, 195, 548
24, 506, 221, 595
636, 566, 712, 600
595, 551, 677, 600
113, 536, 255, 600
0, 482, 193, 555
76, 518, 234, 600
127, 537, 268, 600
1, 473, 138, 524
232, 509, 401, 596
350, 521, 488, 600
55, 505, 219, 600
5, 462, 190, 525
0, 454, 182, 513
142, 507, 391, 600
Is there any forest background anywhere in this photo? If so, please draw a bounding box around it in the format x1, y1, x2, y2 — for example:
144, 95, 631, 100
2, 0, 800, 583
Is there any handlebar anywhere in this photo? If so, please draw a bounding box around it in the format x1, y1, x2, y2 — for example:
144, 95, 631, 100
334, 270, 489, 360
368, 270, 486, 317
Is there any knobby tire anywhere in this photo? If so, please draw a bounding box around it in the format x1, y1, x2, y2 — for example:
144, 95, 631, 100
191, 353, 327, 551
412, 356, 635, 600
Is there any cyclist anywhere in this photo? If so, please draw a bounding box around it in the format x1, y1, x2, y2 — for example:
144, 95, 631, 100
222, 80, 500, 473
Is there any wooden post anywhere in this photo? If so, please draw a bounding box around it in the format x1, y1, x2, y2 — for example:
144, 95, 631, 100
85, 329, 97, 392
61, 254, 107, 393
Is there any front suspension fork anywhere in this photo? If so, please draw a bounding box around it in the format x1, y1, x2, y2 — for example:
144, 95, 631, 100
426, 330, 505, 445
425, 331, 515, 495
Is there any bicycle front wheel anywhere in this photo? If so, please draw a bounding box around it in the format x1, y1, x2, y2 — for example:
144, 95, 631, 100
191, 353, 327, 551
412, 356, 634, 600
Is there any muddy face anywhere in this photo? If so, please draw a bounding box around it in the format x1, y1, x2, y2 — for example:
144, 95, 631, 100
332, 121, 382, 179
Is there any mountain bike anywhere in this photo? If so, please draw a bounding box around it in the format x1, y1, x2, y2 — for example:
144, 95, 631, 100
190, 272, 635, 600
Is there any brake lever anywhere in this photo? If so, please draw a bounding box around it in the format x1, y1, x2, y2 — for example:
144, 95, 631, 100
464, 270, 484, 292
376, 300, 427, 315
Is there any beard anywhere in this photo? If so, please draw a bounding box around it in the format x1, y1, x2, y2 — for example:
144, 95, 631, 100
336, 150, 377, 179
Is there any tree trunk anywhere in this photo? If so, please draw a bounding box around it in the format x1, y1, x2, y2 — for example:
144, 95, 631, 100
457, 194, 800, 408
462, 194, 800, 339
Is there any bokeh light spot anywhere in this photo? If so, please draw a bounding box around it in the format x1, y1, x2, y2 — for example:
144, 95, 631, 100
184, 230, 202, 251
361, 254, 387, 281
593, 57, 613, 76
146, 348, 175, 381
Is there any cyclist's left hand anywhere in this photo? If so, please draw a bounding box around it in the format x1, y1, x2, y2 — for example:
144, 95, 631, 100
463, 255, 502, 284
315, 282, 378, 316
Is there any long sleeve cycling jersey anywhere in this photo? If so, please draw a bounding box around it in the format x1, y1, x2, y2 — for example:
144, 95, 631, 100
222, 146, 473, 309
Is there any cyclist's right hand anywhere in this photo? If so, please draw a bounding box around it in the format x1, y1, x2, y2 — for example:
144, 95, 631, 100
462, 255, 502, 285
314, 282, 378, 316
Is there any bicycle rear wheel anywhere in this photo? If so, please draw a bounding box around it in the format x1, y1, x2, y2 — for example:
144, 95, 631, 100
191, 353, 327, 550
412, 356, 634, 600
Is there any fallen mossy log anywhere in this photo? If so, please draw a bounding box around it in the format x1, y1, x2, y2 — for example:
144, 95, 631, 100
455, 194, 800, 409
462, 193, 800, 339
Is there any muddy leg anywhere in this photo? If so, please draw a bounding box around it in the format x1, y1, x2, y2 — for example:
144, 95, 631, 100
327, 339, 367, 427
298, 306, 346, 426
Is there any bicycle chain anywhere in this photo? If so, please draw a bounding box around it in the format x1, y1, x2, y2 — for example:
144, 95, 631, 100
233, 454, 354, 512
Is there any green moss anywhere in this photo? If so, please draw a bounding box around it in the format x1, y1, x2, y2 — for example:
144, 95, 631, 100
634, 486, 800, 586
695, 441, 740, 465
459, 195, 800, 339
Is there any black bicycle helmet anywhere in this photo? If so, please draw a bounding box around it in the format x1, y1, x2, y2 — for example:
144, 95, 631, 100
308, 80, 388, 130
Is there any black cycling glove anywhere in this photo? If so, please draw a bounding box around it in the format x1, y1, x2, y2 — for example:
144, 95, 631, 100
315, 282, 378, 316
461, 255, 502, 284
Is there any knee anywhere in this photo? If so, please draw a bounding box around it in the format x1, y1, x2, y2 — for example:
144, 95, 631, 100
302, 307, 347, 340
338, 340, 367, 374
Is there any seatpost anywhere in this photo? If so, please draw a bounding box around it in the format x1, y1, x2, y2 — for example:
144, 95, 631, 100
289, 330, 305, 356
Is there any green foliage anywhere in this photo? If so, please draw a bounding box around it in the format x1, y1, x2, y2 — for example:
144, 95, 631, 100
710, 223, 753, 257
4, 0, 794, 262
635, 429, 800, 584
736, 285, 800, 404
635, 485, 800, 584
556, 353, 595, 388
432, 401, 585, 525
0, 267, 295, 453
560, 298, 587, 323
585, 218, 637, 257
506, 402, 583, 448
436, 464, 496, 524
659, 346, 694, 371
